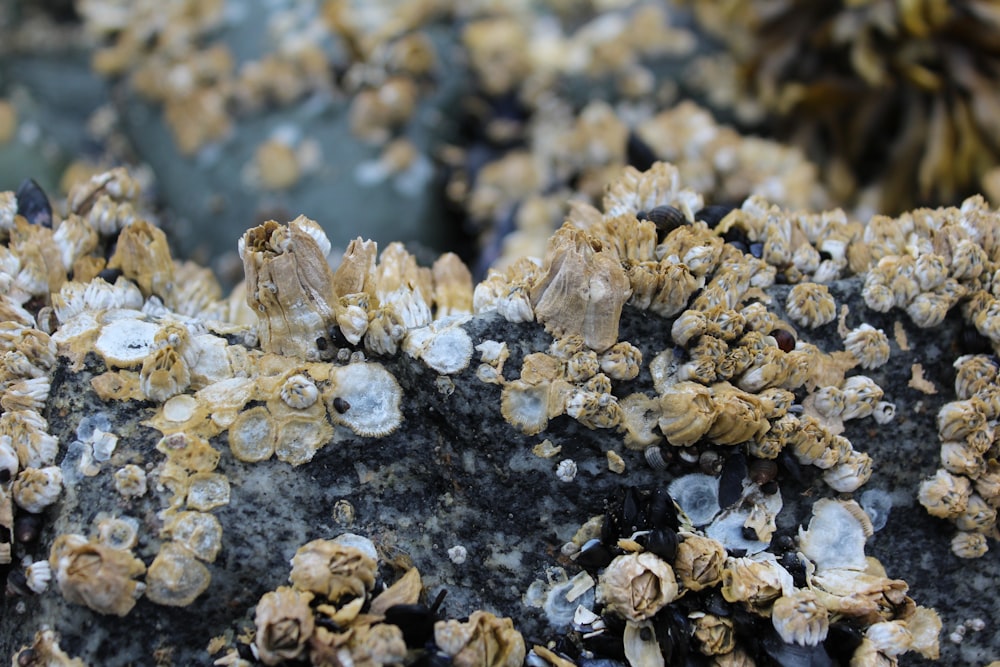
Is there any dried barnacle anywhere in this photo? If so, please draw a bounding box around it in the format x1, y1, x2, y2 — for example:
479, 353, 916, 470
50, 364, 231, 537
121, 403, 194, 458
706, 383, 770, 446
597, 552, 679, 622
772, 588, 829, 646
720, 554, 793, 610
164, 511, 222, 562
185, 472, 230, 511
954, 355, 998, 400
434, 610, 526, 667
114, 464, 147, 498
954, 494, 998, 534
10, 628, 87, 667
240, 218, 339, 360
279, 374, 319, 410
823, 450, 873, 493
501, 380, 551, 436
12, 466, 63, 513
785, 283, 836, 329
96, 515, 139, 551
49, 533, 146, 616
324, 362, 402, 437
937, 397, 987, 443
689, 612, 736, 656
144, 542, 211, 607
671, 309, 709, 347
658, 381, 718, 446
139, 345, 191, 402
940, 441, 986, 478
673, 533, 726, 592
254, 586, 315, 666
619, 393, 664, 449
599, 342, 642, 381
951, 531, 988, 559
26, 560, 52, 594
529, 225, 631, 352
844, 324, 891, 370
650, 263, 701, 318
432, 252, 473, 317
1, 377, 51, 412
288, 538, 377, 600
919, 470, 972, 520
403, 319, 474, 375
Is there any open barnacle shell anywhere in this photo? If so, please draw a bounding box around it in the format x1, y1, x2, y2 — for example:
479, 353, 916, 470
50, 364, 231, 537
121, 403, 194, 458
530, 225, 631, 352
434, 610, 526, 667
254, 586, 315, 666
241, 217, 339, 360
49, 533, 146, 616
289, 538, 377, 600
720, 553, 793, 611
596, 552, 679, 622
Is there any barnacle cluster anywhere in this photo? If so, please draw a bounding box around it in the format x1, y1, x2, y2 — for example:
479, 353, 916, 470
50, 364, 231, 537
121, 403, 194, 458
229, 533, 525, 667
560, 489, 940, 665
684, 0, 1000, 213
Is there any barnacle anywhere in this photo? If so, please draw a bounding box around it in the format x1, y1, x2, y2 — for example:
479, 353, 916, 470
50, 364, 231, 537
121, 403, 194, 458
599, 342, 642, 381
403, 318, 474, 375
530, 225, 631, 352
139, 346, 191, 402
596, 552, 679, 622
434, 610, 526, 667
164, 511, 222, 563
954, 354, 998, 399
822, 450, 873, 493
107, 220, 175, 304
326, 362, 403, 437
144, 542, 211, 607
12, 466, 63, 513
253, 586, 315, 666
288, 538, 377, 600
279, 374, 319, 410
96, 515, 140, 551
49, 533, 146, 616
113, 464, 147, 498
673, 532, 726, 592
658, 381, 718, 446
771, 589, 829, 646
10, 629, 87, 667
951, 531, 989, 559
689, 612, 735, 656
706, 383, 769, 446
785, 283, 836, 329
798, 499, 872, 572
720, 554, 793, 610
501, 380, 551, 436
844, 324, 891, 370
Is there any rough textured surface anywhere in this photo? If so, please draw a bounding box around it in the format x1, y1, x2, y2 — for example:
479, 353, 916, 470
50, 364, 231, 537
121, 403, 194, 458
2, 276, 997, 665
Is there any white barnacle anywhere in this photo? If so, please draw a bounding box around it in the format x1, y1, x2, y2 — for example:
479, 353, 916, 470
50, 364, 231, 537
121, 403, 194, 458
954, 354, 998, 399
165, 511, 223, 563
951, 531, 988, 558
185, 472, 230, 511
919, 470, 971, 519
798, 498, 872, 572
279, 374, 319, 410
12, 466, 63, 513
785, 283, 836, 329
96, 515, 140, 551
840, 375, 884, 420
113, 464, 147, 498
772, 589, 829, 646
843, 324, 890, 369
25, 559, 52, 594
403, 318, 474, 375
49, 533, 146, 616
597, 552, 679, 622
327, 362, 403, 437
822, 450, 873, 493
94, 318, 160, 368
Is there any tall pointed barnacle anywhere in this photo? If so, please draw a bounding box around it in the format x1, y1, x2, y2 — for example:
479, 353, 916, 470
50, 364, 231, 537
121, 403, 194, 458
49, 533, 146, 616
326, 362, 402, 437
432, 252, 473, 317
332, 237, 378, 344
241, 218, 339, 360
374, 242, 433, 330
658, 381, 718, 446
106, 220, 174, 302
844, 324, 891, 370
785, 282, 836, 329
529, 225, 631, 352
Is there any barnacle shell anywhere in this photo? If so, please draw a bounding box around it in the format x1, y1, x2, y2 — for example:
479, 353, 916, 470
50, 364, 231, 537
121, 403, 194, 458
599, 341, 642, 381
107, 220, 175, 303
241, 218, 338, 360
596, 552, 679, 622
823, 450, 873, 493
530, 225, 631, 352
844, 324, 891, 369
114, 464, 147, 498
785, 283, 836, 329
403, 318, 474, 375
432, 252, 473, 317
49, 533, 146, 616
254, 586, 315, 666
622, 620, 664, 667
951, 531, 989, 558
288, 538, 377, 600
673, 533, 726, 592
501, 380, 551, 435
918, 470, 972, 519
326, 362, 403, 437
12, 466, 63, 513
144, 542, 211, 607
434, 610, 526, 667
706, 383, 769, 445
772, 589, 829, 646
279, 373, 319, 409
954, 354, 998, 399
164, 511, 222, 562
954, 494, 997, 534
139, 346, 191, 402
798, 499, 873, 572
658, 381, 718, 446
720, 554, 793, 609
96, 515, 139, 551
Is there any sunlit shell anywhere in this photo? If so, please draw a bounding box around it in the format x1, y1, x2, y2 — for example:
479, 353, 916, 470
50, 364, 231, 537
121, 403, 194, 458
822, 450, 873, 493
49, 533, 146, 616
144, 542, 211, 607
798, 499, 872, 572
623, 620, 664, 667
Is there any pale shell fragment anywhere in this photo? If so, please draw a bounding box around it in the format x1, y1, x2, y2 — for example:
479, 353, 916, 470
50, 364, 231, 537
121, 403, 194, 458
327, 362, 403, 437
144, 542, 211, 607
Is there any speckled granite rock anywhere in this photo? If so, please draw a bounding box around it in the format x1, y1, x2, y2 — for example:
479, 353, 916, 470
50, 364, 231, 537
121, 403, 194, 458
1, 275, 997, 666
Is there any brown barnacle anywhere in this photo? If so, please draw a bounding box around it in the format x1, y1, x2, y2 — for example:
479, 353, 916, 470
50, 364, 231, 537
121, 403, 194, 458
918, 470, 972, 519
619, 393, 664, 449
720, 555, 793, 611
950, 531, 989, 558
788, 416, 835, 468
950, 238, 988, 281
707, 383, 770, 446
758, 388, 795, 419
434, 610, 526, 667
705, 306, 747, 343
279, 373, 319, 410
253, 586, 315, 666
843, 324, 891, 370
529, 225, 631, 352
740, 302, 781, 334
288, 538, 377, 600
940, 441, 986, 478
649, 262, 700, 317
240, 218, 339, 360
785, 283, 836, 329
566, 389, 624, 430
599, 342, 642, 381
139, 345, 191, 402
432, 252, 473, 317
679, 341, 725, 385
717, 345, 753, 382
565, 350, 600, 383
626, 261, 662, 310
954, 354, 998, 399
771, 589, 829, 646
0, 377, 51, 412
689, 612, 736, 656
905, 291, 953, 328
936, 397, 987, 442
823, 450, 873, 493
671, 309, 709, 347
1, 409, 58, 468
49, 533, 146, 616
954, 494, 998, 534
658, 381, 718, 446
673, 533, 726, 592
781, 343, 820, 391
105, 220, 174, 301
144, 542, 211, 607
114, 464, 147, 498
12, 466, 63, 513
597, 552, 679, 622
365, 304, 407, 356
737, 346, 788, 393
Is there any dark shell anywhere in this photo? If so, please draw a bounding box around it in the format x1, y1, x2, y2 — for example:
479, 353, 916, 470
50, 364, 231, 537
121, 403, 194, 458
718, 451, 748, 508
332, 397, 351, 413
697, 204, 736, 228
13, 514, 42, 543
576, 538, 614, 571
749, 458, 779, 485
643, 527, 678, 561
771, 329, 796, 353
15, 179, 53, 228
626, 132, 657, 172
641, 205, 688, 239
